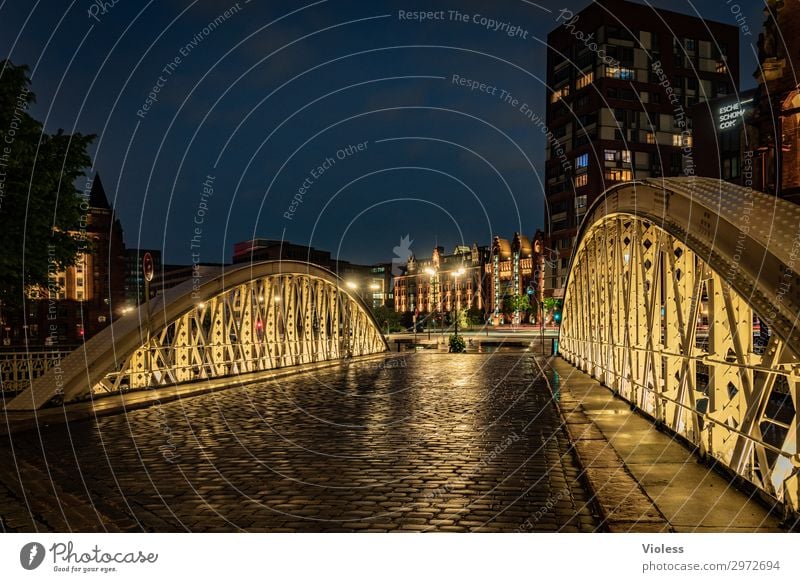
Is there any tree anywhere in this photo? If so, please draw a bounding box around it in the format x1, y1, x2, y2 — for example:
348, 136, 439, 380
466, 307, 484, 327
542, 298, 563, 324
0, 60, 95, 311
371, 305, 402, 333
504, 294, 531, 318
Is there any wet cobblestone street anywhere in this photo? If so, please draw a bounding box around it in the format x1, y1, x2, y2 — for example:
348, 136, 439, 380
1, 353, 599, 532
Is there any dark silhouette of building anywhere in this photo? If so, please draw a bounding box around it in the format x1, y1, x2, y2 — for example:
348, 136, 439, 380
124, 248, 161, 305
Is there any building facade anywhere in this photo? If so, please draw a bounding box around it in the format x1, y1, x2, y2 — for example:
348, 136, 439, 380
545, 0, 740, 296
746, 0, 800, 204
393, 244, 490, 320
489, 232, 546, 324
8, 175, 126, 346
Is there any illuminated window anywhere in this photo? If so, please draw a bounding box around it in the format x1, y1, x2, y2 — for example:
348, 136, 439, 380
605, 169, 632, 181
551, 86, 570, 103
606, 67, 634, 81
575, 153, 589, 170
575, 195, 587, 208
646, 132, 656, 144
622, 150, 631, 163
576, 72, 594, 90
672, 133, 692, 147
604, 150, 616, 162
716, 61, 728, 74
574, 174, 588, 188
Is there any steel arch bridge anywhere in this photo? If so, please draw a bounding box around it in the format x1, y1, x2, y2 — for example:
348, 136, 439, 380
6, 261, 388, 411
559, 177, 800, 514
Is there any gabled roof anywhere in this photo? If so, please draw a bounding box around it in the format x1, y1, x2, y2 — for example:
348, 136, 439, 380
89, 173, 111, 209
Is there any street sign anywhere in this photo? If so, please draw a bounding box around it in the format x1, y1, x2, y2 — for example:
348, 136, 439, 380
142, 252, 154, 282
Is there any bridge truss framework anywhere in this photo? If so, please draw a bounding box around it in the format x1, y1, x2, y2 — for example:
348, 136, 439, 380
559, 178, 800, 514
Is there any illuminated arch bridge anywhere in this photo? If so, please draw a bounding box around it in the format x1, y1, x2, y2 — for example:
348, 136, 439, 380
559, 177, 800, 513
7, 261, 388, 411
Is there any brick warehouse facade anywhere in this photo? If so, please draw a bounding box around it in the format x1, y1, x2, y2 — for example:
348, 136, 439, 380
393, 244, 490, 321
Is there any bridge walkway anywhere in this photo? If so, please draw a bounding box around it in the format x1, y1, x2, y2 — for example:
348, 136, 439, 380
549, 358, 787, 532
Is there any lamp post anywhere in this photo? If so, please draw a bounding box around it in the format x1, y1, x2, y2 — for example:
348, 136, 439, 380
425, 267, 437, 340
452, 268, 465, 337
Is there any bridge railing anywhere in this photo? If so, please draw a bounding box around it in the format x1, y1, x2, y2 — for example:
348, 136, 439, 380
0, 350, 72, 393
559, 178, 800, 515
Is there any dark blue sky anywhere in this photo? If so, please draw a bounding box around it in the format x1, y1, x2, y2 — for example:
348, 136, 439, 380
0, 0, 764, 265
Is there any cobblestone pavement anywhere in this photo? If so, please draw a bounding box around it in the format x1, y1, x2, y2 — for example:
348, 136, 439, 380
0, 353, 600, 532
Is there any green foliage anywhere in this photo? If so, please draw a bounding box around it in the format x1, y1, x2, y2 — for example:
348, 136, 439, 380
453, 308, 468, 329
543, 297, 562, 312
466, 307, 484, 326
542, 298, 563, 324
449, 333, 466, 353
0, 60, 95, 310
371, 305, 402, 332
504, 294, 531, 315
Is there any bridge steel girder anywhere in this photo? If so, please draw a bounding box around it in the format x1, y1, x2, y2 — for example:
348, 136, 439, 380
559, 177, 800, 514
6, 261, 388, 411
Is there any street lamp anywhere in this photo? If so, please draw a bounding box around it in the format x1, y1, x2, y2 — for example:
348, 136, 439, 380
452, 268, 465, 337
424, 267, 438, 339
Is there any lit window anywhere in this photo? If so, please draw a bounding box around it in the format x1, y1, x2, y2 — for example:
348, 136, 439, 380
576, 72, 594, 90
575, 153, 589, 170
672, 133, 692, 147
716, 61, 728, 74
622, 150, 631, 163
606, 67, 634, 81
646, 132, 656, 144
551, 86, 570, 103
575, 174, 588, 188
605, 169, 632, 181
575, 195, 588, 208
604, 150, 616, 162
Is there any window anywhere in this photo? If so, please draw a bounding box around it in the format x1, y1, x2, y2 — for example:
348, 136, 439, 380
606, 67, 634, 81
605, 169, 632, 181
574, 174, 588, 188
575, 195, 588, 209
575, 153, 589, 170
622, 150, 632, 163
604, 150, 616, 162
646, 132, 656, 144
716, 61, 728, 74
672, 133, 692, 147
684, 38, 696, 52
576, 72, 594, 90
551, 86, 570, 103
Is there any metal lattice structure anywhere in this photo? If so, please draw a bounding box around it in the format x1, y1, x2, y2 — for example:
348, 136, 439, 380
6, 261, 388, 410
559, 178, 800, 513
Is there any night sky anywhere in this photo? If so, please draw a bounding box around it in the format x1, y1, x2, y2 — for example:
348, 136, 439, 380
0, 0, 765, 266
